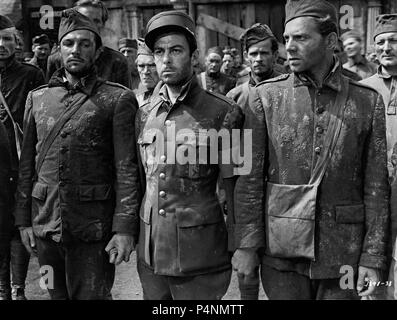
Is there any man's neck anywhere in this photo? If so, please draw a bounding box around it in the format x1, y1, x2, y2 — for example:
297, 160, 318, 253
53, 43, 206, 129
303, 55, 335, 88
0, 56, 14, 69
65, 69, 81, 86
349, 54, 363, 65
252, 69, 273, 84
382, 65, 397, 77
207, 70, 220, 78
165, 84, 183, 104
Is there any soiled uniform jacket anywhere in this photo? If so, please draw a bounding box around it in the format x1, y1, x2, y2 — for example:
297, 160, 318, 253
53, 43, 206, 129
27, 56, 47, 78
14, 69, 140, 243
135, 76, 243, 276
46, 46, 131, 88
234, 63, 390, 279
0, 57, 45, 179
197, 71, 236, 96
0, 121, 12, 240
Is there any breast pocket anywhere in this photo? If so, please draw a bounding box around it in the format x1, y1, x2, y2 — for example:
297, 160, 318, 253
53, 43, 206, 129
138, 129, 160, 176
31, 182, 49, 219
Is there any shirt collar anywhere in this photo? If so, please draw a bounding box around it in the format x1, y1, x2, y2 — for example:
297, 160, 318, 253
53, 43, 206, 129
293, 57, 342, 92
376, 65, 397, 79
158, 75, 195, 106
346, 54, 367, 68
48, 67, 103, 96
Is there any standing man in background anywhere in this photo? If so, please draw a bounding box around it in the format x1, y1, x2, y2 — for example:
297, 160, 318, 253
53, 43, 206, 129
0, 15, 45, 300
361, 13, 397, 300
46, 0, 131, 88
28, 34, 51, 77
118, 38, 140, 90
342, 29, 377, 80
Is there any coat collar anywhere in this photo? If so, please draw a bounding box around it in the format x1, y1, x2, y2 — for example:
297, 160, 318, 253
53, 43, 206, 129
48, 67, 103, 96
0, 55, 18, 73
346, 54, 368, 68
293, 57, 342, 92
376, 65, 397, 79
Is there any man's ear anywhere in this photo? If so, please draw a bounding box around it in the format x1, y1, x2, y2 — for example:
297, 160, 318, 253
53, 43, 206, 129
191, 49, 199, 65
326, 32, 338, 51
272, 50, 279, 64
94, 46, 103, 61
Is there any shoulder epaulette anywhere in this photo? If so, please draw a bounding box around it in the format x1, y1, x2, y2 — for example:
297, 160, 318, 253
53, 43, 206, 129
31, 84, 49, 92
205, 89, 235, 105
256, 73, 290, 87
103, 80, 130, 91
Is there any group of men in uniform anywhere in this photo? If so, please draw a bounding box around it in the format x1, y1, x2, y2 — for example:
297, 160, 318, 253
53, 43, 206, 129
0, 0, 397, 301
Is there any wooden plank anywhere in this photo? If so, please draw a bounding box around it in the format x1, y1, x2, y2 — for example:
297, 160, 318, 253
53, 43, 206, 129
243, 3, 256, 29
206, 4, 218, 49
217, 3, 228, 48
255, 2, 270, 26
196, 12, 245, 41
227, 3, 242, 52
195, 5, 208, 60
269, 0, 286, 43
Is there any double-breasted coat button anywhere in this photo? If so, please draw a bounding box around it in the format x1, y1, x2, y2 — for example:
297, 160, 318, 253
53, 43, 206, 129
159, 191, 166, 198
314, 146, 321, 154
159, 209, 165, 216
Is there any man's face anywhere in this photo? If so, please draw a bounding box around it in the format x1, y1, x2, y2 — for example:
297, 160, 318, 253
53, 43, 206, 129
246, 38, 277, 77
284, 17, 327, 74
137, 54, 159, 90
60, 30, 98, 77
153, 33, 193, 86
0, 29, 16, 60
205, 52, 221, 74
342, 37, 362, 58
33, 43, 50, 60
222, 54, 233, 72
76, 6, 104, 31
120, 47, 137, 67
374, 32, 397, 69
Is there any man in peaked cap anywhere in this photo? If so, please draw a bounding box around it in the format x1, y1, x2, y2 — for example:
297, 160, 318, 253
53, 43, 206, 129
135, 10, 244, 300
232, 0, 390, 300
28, 34, 51, 76
197, 46, 236, 95
341, 29, 377, 80
0, 14, 44, 300
118, 38, 140, 90
15, 9, 140, 300
361, 13, 397, 300
133, 38, 159, 106
226, 23, 281, 301
46, 0, 131, 88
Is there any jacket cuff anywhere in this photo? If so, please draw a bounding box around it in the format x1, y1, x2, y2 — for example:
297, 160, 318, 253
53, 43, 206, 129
112, 214, 139, 238
234, 223, 265, 249
14, 208, 32, 227
359, 252, 388, 270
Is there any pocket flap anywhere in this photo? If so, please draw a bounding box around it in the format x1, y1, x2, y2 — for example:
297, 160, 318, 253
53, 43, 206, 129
176, 205, 223, 228
265, 182, 317, 220
79, 184, 112, 201
31, 182, 48, 201
335, 204, 365, 224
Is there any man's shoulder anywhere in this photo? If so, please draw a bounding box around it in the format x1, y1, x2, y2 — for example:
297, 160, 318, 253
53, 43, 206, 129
349, 77, 379, 95
360, 73, 381, 87
19, 61, 42, 74
100, 80, 134, 97
256, 73, 291, 88
204, 89, 236, 107
29, 84, 50, 98
102, 46, 128, 63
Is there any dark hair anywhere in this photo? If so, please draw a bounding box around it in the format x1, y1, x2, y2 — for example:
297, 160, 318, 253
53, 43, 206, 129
245, 37, 279, 53
74, 0, 108, 24
153, 28, 197, 57
313, 15, 338, 37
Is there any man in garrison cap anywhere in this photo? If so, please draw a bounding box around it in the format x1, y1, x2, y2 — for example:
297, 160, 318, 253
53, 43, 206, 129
28, 34, 51, 77
341, 29, 377, 80
0, 15, 44, 300
136, 10, 244, 300
15, 9, 140, 300
197, 46, 236, 95
226, 23, 281, 300
133, 38, 159, 106
232, 0, 390, 300
47, 0, 131, 88
118, 38, 140, 90
361, 13, 397, 300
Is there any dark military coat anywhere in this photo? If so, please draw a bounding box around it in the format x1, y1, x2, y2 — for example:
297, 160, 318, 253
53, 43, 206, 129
197, 71, 236, 96
15, 68, 140, 243
234, 63, 390, 279
135, 77, 243, 276
0, 121, 12, 240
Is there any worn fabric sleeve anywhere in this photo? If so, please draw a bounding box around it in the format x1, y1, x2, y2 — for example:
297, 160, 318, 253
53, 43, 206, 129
360, 93, 391, 270
111, 90, 141, 239
233, 86, 266, 249
14, 92, 37, 227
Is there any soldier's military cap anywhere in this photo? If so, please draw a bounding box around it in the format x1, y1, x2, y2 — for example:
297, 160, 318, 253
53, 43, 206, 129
374, 14, 397, 40
0, 15, 14, 30
285, 0, 338, 25
58, 8, 101, 45
240, 23, 276, 51
137, 38, 152, 56
32, 34, 50, 45
341, 29, 362, 42
145, 10, 196, 51
118, 38, 137, 50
